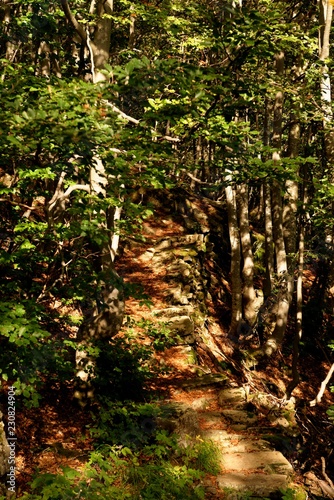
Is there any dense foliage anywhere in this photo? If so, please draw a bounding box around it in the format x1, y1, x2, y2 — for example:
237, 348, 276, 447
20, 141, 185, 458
0, 0, 334, 497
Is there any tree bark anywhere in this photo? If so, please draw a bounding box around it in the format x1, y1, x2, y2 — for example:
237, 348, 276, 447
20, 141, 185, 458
237, 183, 257, 326
319, 0, 334, 315
264, 52, 291, 356
225, 183, 242, 336
263, 98, 274, 298
61, 0, 113, 83
286, 207, 305, 398
263, 182, 274, 298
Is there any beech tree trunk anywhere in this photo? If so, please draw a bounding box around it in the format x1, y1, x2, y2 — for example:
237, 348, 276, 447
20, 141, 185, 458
237, 183, 257, 326
263, 182, 274, 298
263, 99, 274, 298
60, 0, 125, 404
264, 52, 291, 356
286, 200, 305, 398
225, 183, 242, 336
319, 0, 334, 313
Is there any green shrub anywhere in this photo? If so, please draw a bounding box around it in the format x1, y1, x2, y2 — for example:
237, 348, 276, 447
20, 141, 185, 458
88, 400, 160, 449
0, 301, 75, 407
19, 439, 207, 500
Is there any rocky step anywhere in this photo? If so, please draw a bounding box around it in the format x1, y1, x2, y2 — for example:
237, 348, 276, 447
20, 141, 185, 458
221, 450, 292, 475
181, 373, 228, 390
216, 472, 290, 496
201, 429, 270, 453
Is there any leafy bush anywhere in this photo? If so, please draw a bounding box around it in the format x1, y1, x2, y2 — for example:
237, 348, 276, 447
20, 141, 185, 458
18, 437, 208, 500
88, 400, 160, 449
92, 334, 155, 402
139, 319, 180, 351
0, 301, 75, 407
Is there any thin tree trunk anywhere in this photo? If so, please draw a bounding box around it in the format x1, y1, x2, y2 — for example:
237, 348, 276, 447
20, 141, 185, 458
225, 183, 242, 336
264, 52, 291, 356
310, 363, 334, 406
286, 208, 305, 398
237, 183, 257, 326
263, 183, 274, 298
129, 4, 135, 49
319, 0, 334, 314
3, 0, 17, 62
263, 98, 274, 298
266, 181, 290, 356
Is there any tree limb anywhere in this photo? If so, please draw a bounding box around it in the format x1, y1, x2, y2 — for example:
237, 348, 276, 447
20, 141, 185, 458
62, 184, 91, 199
103, 100, 180, 142
103, 100, 140, 125
184, 171, 220, 187
0, 198, 40, 211
321, 456, 334, 490
48, 171, 66, 207
60, 0, 87, 42
310, 363, 334, 406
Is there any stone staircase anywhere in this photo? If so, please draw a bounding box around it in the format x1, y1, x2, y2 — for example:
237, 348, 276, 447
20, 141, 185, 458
127, 204, 298, 498
159, 383, 294, 498
204, 386, 293, 497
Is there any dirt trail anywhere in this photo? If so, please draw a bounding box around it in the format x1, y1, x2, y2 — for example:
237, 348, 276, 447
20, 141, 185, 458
115, 205, 298, 498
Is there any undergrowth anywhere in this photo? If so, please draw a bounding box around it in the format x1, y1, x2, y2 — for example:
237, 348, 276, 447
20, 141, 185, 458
14, 428, 220, 500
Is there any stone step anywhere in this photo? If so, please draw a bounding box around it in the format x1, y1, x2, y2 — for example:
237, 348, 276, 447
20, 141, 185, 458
218, 387, 247, 407
217, 472, 289, 496
202, 431, 270, 454
221, 409, 257, 426
221, 450, 293, 476
181, 373, 228, 390
202, 429, 243, 443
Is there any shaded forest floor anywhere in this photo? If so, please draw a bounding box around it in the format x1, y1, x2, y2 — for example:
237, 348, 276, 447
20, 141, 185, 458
9, 193, 334, 497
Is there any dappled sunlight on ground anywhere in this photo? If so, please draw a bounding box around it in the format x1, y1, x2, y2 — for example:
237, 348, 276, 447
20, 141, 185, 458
9, 204, 334, 496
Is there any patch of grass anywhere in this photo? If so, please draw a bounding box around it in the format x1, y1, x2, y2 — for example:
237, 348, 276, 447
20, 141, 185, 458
184, 438, 221, 475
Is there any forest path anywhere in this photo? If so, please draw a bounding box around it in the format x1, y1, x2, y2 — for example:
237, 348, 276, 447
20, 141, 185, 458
116, 200, 297, 498
160, 381, 294, 498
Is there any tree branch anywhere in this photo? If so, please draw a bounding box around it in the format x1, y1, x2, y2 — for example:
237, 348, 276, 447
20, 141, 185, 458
0, 198, 40, 211
60, 0, 87, 42
103, 100, 140, 125
48, 171, 66, 207
310, 362, 334, 406
184, 171, 220, 187
103, 100, 180, 142
62, 184, 91, 199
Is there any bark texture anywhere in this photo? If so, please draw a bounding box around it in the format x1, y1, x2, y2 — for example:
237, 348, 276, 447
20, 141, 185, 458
225, 184, 242, 336
237, 183, 257, 326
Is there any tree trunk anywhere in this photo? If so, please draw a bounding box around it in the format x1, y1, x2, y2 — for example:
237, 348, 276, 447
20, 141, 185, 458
225, 183, 242, 337
319, 0, 334, 314
237, 183, 257, 326
90, 0, 114, 83
75, 158, 125, 405
265, 181, 290, 356
263, 98, 274, 298
263, 182, 274, 298
264, 52, 291, 356
286, 203, 305, 398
